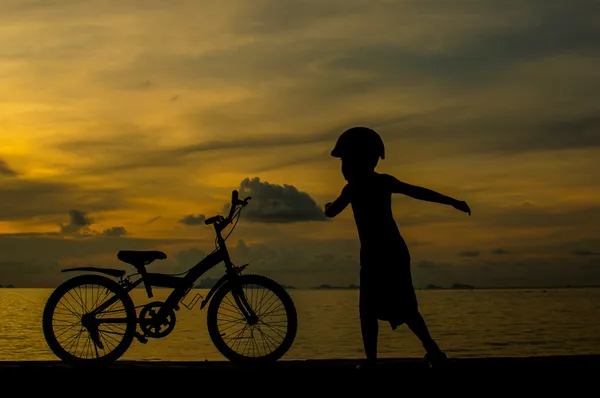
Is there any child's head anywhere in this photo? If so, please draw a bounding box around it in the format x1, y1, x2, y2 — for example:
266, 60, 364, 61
331, 127, 385, 181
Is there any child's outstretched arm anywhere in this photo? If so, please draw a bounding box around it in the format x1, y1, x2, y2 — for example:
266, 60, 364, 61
385, 174, 471, 215
324, 185, 351, 218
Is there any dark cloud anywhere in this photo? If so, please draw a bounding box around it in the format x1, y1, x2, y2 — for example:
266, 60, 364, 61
175, 247, 208, 267
0, 159, 18, 177
221, 238, 360, 286
323, 2, 599, 88
349, 107, 600, 159
492, 248, 510, 255
534, 113, 600, 150
57, 210, 128, 238
169, 132, 333, 157
470, 112, 600, 155
60, 209, 93, 234
45, 107, 462, 177
2, 229, 600, 288
220, 238, 600, 288
51, 125, 163, 154
474, 203, 600, 231
229, 0, 366, 35
10, 1, 600, 172
416, 260, 437, 269
571, 249, 599, 256
49, 126, 340, 174
102, 226, 128, 237
0, 259, 61, 287
229, 177, 328, 223
95, 38, 332, 92
178, 214, 207, 226
411, 256, 600, 289
142, 216, 161, 225
250, 151, 330, 173
0, 232, 202, 287
0, 177, 127, 221
394, 200, 600, 234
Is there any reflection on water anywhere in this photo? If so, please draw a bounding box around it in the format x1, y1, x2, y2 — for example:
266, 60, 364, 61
1, 287, 599, 361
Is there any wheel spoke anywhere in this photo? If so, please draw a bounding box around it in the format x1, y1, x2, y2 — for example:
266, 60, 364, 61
43, 276, 135, 365
209, 275, 297, 362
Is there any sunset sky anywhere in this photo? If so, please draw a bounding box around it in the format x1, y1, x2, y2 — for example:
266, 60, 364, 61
1, 0, 599, 288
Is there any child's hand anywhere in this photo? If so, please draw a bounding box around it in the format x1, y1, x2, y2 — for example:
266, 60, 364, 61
452, 200, 471, 215
324, 202, 332, 211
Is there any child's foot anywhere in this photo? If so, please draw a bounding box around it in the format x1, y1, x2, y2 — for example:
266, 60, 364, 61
424, 350, 448, 368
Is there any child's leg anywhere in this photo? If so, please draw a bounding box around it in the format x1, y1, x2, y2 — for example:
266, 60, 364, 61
405, 311, 441, 354
359, 269, 378, 362
359, 300, 379, 361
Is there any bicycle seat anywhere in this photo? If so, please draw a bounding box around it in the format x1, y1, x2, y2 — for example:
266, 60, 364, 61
117, 250, 167, 267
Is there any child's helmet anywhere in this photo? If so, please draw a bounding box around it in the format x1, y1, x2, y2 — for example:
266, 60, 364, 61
331, 127, 385, 160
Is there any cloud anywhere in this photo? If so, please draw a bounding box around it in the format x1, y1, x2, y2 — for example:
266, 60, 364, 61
175, 247, 208, 267
458, 250, 480, 257
410, 255, 600, 289
2, 0, 600, 290
56, 210, 128, 238
228, 177, 328, 223
474, 203, 600, 231
0, 177, 127, 221
59, 209, 93, 234
0, 159, 18, 177
142, 216, 161, 225
320, 2, 600, 87
571, 249, 599, 256
178, 214, 207, 226
416, 260, 437, 269
492, 248, 510, 255
50, 126, 339, 175
466, 112, 600, 155
102, 226, 128, 237
0, 231, 204, 287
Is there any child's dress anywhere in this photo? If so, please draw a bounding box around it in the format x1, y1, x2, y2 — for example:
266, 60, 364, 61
345, 172, 419, 327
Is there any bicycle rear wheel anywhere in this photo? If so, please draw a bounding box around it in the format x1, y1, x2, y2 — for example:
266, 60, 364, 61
42, 274, 136, 366
207, 274, 297, 363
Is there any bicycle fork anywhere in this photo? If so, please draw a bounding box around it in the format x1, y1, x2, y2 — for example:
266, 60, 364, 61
231, 286, 259, 325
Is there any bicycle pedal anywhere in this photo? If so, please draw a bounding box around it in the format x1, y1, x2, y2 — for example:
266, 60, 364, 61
135, 333, 148, 344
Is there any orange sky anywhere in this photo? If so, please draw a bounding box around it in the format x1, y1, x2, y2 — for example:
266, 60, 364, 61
1, 0, 599, 287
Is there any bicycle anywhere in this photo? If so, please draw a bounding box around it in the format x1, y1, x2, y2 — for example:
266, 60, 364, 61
42, 189, 298, 366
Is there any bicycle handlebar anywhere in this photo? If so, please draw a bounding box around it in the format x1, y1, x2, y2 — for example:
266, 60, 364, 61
204, 190, 251, 226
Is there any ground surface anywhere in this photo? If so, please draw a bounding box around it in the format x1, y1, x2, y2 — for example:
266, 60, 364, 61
0, 355, 596, 392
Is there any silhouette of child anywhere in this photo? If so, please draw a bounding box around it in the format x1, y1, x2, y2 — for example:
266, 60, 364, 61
324, 127, 471, 369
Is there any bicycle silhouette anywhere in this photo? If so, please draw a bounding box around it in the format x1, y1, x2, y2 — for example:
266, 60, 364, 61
42, 190, 298, 366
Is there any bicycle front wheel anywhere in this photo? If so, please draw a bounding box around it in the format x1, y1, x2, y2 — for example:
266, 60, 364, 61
42, 274, 137, 366
207, 274, 298, 363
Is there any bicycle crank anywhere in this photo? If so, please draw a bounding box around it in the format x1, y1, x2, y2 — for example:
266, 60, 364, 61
139, 301, 177, 338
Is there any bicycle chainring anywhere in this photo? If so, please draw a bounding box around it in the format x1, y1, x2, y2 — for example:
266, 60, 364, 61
139, 301, 176, 338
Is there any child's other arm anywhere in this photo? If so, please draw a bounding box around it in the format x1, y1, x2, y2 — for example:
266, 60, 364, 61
324, 185, 351, 218
385, 175, 471, 215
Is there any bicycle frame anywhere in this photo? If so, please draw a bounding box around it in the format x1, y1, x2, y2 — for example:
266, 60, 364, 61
86, 200, 258, 329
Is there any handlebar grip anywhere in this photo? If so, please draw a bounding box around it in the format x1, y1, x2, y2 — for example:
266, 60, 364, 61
232, 190, 239, 203
204, 215, 221, 225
